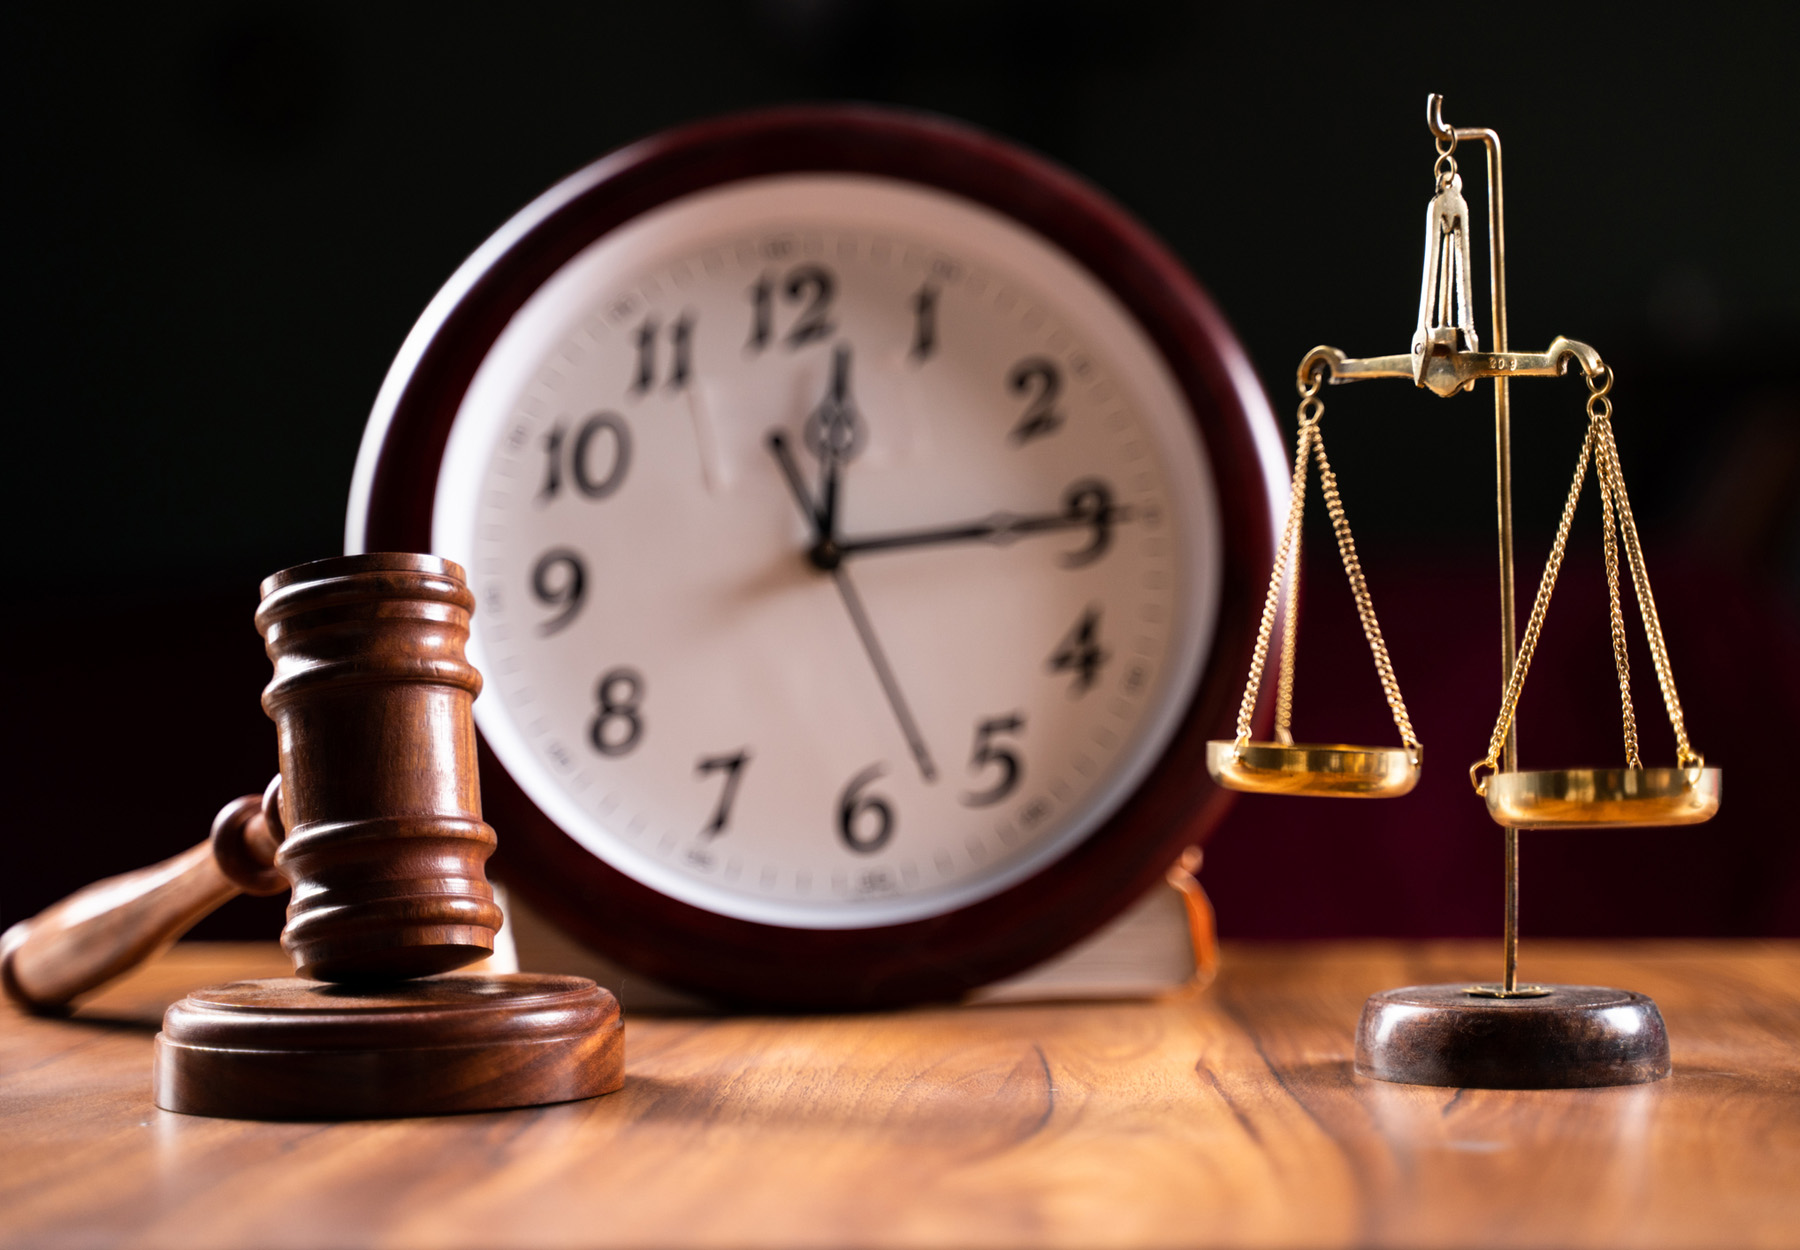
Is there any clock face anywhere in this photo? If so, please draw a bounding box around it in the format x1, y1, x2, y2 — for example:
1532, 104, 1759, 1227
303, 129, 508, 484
429, 175, 1222, 929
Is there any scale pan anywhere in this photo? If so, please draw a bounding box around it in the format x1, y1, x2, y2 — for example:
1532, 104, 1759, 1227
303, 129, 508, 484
1206, 740, 1420, 798
1484, 767, 1720, 828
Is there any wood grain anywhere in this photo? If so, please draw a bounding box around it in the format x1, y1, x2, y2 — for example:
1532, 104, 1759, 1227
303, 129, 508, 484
3, 940, 1797, 1249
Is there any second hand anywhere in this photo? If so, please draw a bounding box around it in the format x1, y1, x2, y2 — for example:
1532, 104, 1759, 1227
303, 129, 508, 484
831, 565, 938, 784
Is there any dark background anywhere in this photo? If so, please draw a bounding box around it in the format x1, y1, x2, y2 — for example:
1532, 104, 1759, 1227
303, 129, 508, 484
6, 3, 1797, 946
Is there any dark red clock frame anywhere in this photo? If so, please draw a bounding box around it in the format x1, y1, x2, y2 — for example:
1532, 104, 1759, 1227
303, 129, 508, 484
352, 104, 1283, 1009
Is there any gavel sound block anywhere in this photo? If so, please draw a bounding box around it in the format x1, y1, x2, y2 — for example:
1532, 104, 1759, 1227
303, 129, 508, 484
1, 554, 623, 1119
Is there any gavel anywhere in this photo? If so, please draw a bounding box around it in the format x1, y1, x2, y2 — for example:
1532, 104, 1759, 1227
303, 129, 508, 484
1, 554, 621, 1119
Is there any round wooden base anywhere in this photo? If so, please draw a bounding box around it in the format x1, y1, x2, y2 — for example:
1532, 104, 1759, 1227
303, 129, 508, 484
1355, 983, 1670, 1089
154, 973, 623, 1119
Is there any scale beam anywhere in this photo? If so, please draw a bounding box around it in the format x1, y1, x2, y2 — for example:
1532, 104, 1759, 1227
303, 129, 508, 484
1297, 337, 1606, 398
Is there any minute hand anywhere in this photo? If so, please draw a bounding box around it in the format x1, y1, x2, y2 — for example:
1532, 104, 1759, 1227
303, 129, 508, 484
835, 479, 1129, 568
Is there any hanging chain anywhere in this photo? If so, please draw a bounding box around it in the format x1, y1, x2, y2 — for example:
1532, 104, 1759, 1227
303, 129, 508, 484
1273, 498, 1302, 747
1272, 380, 1321, 746
1591, 376, 1702, 771
1234, 378, 1315, 746
1470, 424, 1593, 794
1471, 366, 1703, 794
1594, 390, 1642, 767
1311, 404, 1422, 758
1233, 370, 1421, 760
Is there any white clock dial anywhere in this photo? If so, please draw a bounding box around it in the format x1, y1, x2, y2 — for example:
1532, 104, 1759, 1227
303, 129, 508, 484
430, 175, 1221, 928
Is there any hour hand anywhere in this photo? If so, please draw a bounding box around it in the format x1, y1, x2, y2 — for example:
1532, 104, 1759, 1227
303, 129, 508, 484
807, 344, 858, 541
769, 345, 864, 563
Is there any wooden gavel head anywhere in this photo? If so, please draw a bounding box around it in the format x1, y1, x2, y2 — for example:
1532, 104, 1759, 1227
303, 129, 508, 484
255, 553, 503, 982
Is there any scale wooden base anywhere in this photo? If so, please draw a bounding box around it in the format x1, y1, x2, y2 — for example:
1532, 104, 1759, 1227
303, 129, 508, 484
1355, 983, 1670, 1089
154, 973, 624, 1120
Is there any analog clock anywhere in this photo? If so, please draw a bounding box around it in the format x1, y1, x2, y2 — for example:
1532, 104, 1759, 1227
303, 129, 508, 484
348, 106, 1283, 1008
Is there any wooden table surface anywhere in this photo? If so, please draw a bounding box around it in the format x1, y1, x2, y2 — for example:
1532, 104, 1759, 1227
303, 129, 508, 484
3, 940, 1797, 1250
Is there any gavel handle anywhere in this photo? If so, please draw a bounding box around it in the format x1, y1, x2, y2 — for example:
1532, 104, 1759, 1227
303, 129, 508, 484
1, 785, 286, 1014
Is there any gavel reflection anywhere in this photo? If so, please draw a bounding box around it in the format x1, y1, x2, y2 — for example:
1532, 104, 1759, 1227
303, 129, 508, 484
1, 553, 504, 1010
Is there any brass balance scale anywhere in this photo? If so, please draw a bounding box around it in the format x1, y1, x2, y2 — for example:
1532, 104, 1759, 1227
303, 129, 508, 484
1207, 95, 1722, 1089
